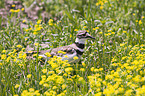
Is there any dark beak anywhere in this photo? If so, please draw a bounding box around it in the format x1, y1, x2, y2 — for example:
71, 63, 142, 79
87, 34, 96, 39
89, 36, 95, 39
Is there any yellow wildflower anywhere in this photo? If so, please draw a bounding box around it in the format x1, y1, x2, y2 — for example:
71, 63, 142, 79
80, 68, 85, 72
108, 33, 111, 35
94, 68, 99, 72
139, 20, 142, 25
27, 74, 32, 78
111, 32, 115, 34
10, 9, 14, 12
33, 31, 38, 35
38, 56, 43, 59
58, 50, 66, 54
15, 84, 20, 89
93, 28, 96, 30
88, 89, 92, 93
21, 90, 29, 96
34, 43, 39, 46
21, 8, 24, 11
22, 20, 26, 23
48, 71, 55, 74
73, 56, 78, 60
96, 3, 99, 6
62, 84, 67, 89
29, 88, 34, 92
123, 31, 127, 34
100, 6, 104, 10
17, 45, 22, 48
91, 67, 94, 72
108, 30, 111, 32
95, 27, 99, 29
63, 73, 67, 77
2, 50, 6, 53
125, 89, 133, 96
74, 29, 78, 31
53, 86, 57, 89
48, 19, 53, 25
51, 63, 58, 69
12, 4, 15, 7
1, 54, 6, 60
78, 77, 84, 81
83, 26, 87, 29
70, 34, 72, 38
37, 20, 42, 24
64, 55, 68, 58
99, 68, 103, 71
95, 92, 102, 96
34, 90, 40, 96
28, 51, 33, 53
45, 52, 51, 57
99, 32, 103, 34
41, 75, 46, 79
44, 91, 50, 96
42, 69, 47, 73
65, 67, 73, 73
82, 62, 86, 67
39, 80, 45, 85
43, 83, 49, 87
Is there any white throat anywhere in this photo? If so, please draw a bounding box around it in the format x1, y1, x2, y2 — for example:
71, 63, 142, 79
75, 38, 86, 44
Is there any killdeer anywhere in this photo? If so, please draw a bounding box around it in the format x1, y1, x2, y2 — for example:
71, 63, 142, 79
26, 30, 95, 63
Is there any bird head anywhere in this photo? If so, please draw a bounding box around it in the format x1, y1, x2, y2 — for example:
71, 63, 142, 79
76, 30, 95, 40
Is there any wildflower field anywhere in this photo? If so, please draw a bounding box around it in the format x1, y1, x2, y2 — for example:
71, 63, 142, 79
0, 0, 145, 96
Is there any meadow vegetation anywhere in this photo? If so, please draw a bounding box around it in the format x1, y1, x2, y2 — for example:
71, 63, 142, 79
0, 0, 145, 96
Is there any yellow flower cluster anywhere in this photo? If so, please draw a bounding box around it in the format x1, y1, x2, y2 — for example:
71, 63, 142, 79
15, 84, 20, 89
25, 55, 83, 95
27, 74, 32, 78
58, 50, 66, 54
33, 20, 43, 35
88, 44, 145, 95
96, 0, 109, 10
38, 72, 67, 95
93, 27, 99, 30
99, 30, 115, 36
45, 52, 51, 57
65, 67, 73, 74
18, 51, 27, 59
135, 19, 143, 25
10, 9, 20, 13
74, 29, 78, 31
21, 88, 40, 96
48, 19, 53, 26
2, 41, 144, 96
10, 8, 24, 13
1, 54, 6, 60
24, 19, 43, 35
16, 45, 22, 48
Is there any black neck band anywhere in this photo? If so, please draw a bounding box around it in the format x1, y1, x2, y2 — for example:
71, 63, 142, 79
75, 42, 85, 49
76, 50, 83, 55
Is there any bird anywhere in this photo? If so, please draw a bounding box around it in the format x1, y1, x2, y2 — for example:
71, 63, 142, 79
26, 30, 95, 63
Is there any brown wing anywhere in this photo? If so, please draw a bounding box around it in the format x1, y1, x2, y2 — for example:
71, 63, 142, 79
39, 44, 76, 56
26, 43, 78, 57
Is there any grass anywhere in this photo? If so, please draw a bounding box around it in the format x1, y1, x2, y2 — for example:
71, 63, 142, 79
0, 0, 145, 96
